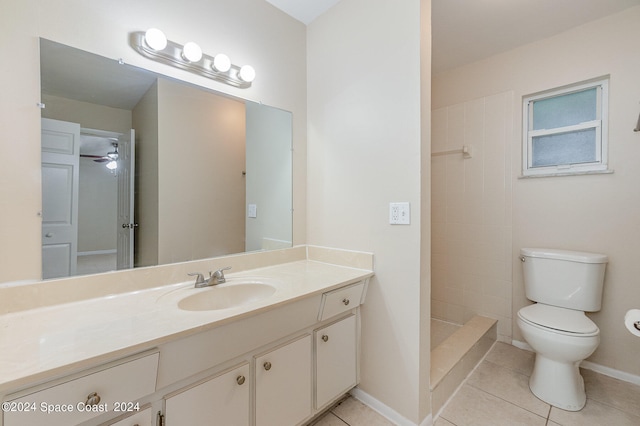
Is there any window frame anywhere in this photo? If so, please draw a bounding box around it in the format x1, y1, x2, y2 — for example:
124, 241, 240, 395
521, 78, 609, 177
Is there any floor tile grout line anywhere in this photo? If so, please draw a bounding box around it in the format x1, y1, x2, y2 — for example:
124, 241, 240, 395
544, 404, 552, 425
328, 411, 350, 425
465, 381, 550, 421
483, 356, 533, 377
581, 397, 640, 420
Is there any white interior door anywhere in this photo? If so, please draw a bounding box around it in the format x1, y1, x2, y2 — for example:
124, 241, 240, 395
116, 129, 135, 269
41, 118, 80, 279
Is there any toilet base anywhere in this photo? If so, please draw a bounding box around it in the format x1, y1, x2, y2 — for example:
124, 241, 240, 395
529, 354, 586, 411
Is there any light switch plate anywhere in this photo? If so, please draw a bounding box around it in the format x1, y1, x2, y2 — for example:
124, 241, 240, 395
389, 202, 410, 225
248, 204, 257, 218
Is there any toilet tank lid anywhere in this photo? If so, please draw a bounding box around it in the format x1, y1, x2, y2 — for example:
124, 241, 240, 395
521, 248, 608, 264
519, 304, 599, 334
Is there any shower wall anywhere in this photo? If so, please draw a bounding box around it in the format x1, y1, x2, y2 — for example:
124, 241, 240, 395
431, 91, 514, 342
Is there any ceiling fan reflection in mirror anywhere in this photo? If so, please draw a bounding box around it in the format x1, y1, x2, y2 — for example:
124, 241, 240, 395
80, 141, 119, 170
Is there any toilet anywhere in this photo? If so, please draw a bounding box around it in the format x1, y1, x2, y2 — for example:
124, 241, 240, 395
516, 248, 608, 411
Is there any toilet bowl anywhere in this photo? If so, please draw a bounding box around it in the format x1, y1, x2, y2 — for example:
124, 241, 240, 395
517, 303, 599, 411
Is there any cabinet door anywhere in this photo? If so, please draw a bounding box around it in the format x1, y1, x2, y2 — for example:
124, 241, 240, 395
164, 363, 249, 426
255, 335, 311, 426
315, 315, 357, 408
105, 407, 152, 425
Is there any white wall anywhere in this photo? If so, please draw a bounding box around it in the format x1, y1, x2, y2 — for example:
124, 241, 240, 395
245, 102, 293, 251
77, 159, 118, 252
433, 6, 640, 376
132, 82, 160, 267
0, 0, 307, 283
158, 79, 246, 263
307, 0, 431, 423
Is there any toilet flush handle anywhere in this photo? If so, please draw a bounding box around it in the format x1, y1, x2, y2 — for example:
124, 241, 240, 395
520, 256, 525, 262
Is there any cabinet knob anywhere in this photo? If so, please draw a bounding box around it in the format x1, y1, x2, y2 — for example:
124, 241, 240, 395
85, 392, 101, 406
236, 375, 246, 385
263, 361, 272, 371
321, 334, 329, 342
342, 298, 350, 306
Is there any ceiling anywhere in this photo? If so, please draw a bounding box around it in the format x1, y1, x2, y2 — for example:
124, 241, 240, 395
265, 0, 640, 74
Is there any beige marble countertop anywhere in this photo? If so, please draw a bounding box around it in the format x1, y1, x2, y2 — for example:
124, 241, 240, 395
0, 258, 373, 394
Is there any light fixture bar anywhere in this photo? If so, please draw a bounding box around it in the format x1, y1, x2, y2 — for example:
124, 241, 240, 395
130, 31, 254, 89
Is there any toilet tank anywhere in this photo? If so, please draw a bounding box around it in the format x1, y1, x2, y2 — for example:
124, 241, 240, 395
521, 248, 608, 311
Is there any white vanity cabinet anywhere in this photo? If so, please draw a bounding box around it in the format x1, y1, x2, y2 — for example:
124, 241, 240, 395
164, 363, 250, 426
1, 272, 371, 426
314, 314, 357, 409
254, 335, 312, 426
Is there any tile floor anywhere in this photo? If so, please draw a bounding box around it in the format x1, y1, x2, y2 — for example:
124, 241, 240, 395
311, 342, 640, 426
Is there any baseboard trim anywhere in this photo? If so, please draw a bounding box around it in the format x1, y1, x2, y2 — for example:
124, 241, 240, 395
349, 387, 433, 426
580, 360, 640, 386
511, 339, 640, 386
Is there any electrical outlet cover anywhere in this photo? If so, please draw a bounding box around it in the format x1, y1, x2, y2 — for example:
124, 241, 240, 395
389, 202, 410, 225
248, 204, 257, 218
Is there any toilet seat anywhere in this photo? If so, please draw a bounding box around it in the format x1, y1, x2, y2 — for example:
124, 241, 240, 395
518, 304, 599, 336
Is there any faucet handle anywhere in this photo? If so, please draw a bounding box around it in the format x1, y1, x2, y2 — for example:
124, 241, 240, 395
188, 272, 206, 285
212, 266, 232, 280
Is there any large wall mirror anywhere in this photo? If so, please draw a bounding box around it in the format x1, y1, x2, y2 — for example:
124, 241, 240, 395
40, 39, 293, 280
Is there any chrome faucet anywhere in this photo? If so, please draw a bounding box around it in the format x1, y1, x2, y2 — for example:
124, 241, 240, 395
188, 267, 231, 288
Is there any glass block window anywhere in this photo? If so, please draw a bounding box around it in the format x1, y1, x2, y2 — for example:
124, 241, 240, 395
522, 78, 609, 177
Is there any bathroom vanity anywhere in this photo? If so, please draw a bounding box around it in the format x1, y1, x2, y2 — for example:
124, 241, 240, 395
0, 246, 373, 426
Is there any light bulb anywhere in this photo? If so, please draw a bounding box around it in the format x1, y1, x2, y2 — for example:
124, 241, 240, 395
212, 54, 231, 72
106, 160, 118, 170
182, 42, 203, 62
239, 65, 256, 83
144, 28, 167, 51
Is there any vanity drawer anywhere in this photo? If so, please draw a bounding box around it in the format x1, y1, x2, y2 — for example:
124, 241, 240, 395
318, 281, 365, 321
3, 350, 159, 426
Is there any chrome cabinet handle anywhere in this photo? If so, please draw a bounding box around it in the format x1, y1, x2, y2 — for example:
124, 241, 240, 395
321, 335, 329, 342
342, 298, 350, 306
45, 233, 53, 238
263, 361, 272, 371
85, 392, 101, 406
236, 375, 246, 385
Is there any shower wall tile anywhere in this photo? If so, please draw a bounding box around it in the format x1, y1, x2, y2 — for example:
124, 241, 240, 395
431, 91, 514, 335
446, 104, 465, 150
432, 108, 448, 153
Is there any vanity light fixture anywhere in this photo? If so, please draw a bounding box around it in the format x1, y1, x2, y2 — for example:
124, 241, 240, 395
143, 28, 167, 51
131, 29, 256, 88
182, 41, 203, 63
213, 54, 231, 72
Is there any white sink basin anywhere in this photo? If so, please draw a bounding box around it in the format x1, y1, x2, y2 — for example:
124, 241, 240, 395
177, 281, 277, 311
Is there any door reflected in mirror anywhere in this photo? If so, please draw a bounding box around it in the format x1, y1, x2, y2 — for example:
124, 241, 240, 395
40, 39, 292, 279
